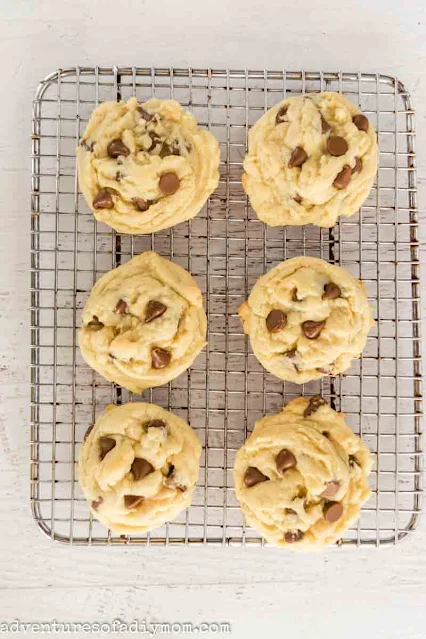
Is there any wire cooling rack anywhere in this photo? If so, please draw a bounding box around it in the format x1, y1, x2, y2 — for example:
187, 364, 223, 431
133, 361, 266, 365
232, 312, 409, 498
31, 68, 423, 546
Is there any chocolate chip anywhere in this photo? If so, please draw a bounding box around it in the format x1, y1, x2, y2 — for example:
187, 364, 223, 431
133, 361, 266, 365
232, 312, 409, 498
145, 300, 167, 323
84, 424, 94, 441
276, 449, 297, 474
353, 114, 369, 132
159, 172, 180, 195
284, 530, 304, 543
115, 299, 127, 314
302, 320, 326, 339
107, 138, 130, 159
349, 455, 360, 468
146, 419, 167, 430
167, 463, 175, 478
285, 349, 297, 359
133, 198, 152, 212
303, 395, 327, 417
91, 497, 103, 511
124, 495, 145, 509
115, 171, 121, 181
320, 114, 332, 133
266, 309, 287, 333
244, 467, 269, 488
131, 458, 155, 481
88, 316, 104, 330
151, 347, 171, 369
352, 156, 362, 174
333, 165, 352, 189
294, 195, 303, 204
292, 288, 299, 302
93, 189, 114, 209
323, 283, 341, 300
99, 436, 116, 460
323, 501, 343, 523
288, 146, 308, 169
321, 480, 340, 498
275, 105, 288, 124
138, 106, 154, 121
327, 136, 348, 157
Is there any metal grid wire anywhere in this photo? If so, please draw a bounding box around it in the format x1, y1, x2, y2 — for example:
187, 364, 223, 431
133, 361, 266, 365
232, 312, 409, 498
31, 67, 423, 546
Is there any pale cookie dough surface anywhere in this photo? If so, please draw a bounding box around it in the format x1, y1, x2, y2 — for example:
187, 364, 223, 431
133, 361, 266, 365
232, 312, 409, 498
78, 402, 201, 534
239, 256, 374, 384
79, 251, 207, 393
242, 92, 378, 228
233, 397, 372, 549
77, 97, 220, 234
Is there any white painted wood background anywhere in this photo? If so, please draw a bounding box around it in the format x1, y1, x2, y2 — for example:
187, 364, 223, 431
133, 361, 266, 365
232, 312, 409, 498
1, 0, 425, 636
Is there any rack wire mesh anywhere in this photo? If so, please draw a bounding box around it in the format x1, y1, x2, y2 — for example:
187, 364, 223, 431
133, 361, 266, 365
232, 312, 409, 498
31, 67, 423, 546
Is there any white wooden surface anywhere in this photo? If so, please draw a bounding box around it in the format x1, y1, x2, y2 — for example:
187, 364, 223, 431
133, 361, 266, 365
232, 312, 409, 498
1, 0, 425, 636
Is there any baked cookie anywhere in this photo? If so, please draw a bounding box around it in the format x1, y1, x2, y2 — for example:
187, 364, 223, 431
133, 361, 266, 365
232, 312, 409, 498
239, 256, 374, 383
233, 397, 372, 549
78, 402, 201, 534
77, 97, 220, 234
242, 92, 378, 227
79, 251, 207, 393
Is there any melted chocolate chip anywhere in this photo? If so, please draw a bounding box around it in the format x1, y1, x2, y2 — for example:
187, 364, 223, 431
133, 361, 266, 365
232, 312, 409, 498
353, 114, 369, 132
93, 189, 114, 209
288, 146, 308, 169
145, 300, 167, 323
131, 458, 155, 481
349, 455, 360, 468
321, 480, 340, 498
151, 347, 171, 369
88, 316, 104, 331
147, 132, 161, 151
322, 283, 341, 300
91, 497, 103, 511
285, 349, 297, 359
159, 172, 180, 195
107, 138, 130, 159
266, 309, 287, 333
284, 530, 304, 543
276, 449, 297, 474
84, 424, 94, 441
327, 136, 348, 157
80, 139, 94, 152
302, 320, 326, 339
115, 299, 127, 314
294, 194, 303, 204
146, 419, 167, 430
333, 165, 352, 189
124, 495, 145, 509
303, 395, 327, 417
323, 501, 343, 523
275, 105, 288, 124
133, 198, 152, 212
138, 106, 154, 121
99, 437, 116, 461
244, 467, 269, 488
321, 114, 332, 133
159, 142, 180, 158
352, 156, 362, 174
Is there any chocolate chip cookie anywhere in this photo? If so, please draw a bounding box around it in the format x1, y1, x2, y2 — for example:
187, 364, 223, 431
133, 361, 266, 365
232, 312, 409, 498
239, 256, 374, 383
77, 97, 220, 234
78, 402, 201, 534
242, 92, 378, 227
233, 397, 372, 549
79, 251, 207, 393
